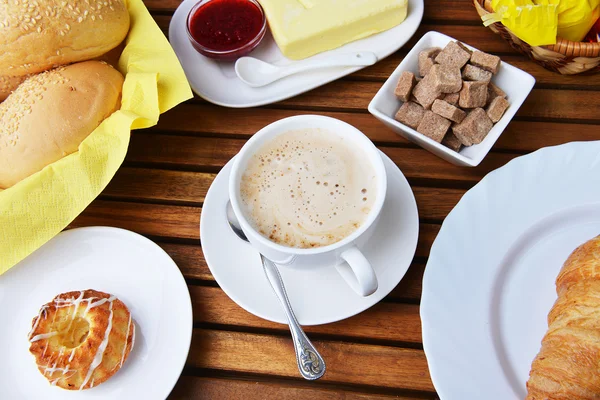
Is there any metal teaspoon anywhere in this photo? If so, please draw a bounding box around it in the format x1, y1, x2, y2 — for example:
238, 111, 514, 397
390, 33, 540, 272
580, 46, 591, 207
225, 201, 326, 380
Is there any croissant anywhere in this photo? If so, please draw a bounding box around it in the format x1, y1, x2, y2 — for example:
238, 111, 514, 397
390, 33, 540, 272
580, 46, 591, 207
526, 235, 600, 399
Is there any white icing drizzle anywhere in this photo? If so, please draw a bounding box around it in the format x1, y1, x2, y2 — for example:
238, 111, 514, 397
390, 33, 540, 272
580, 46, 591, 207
28, 305, 48, 339
68, 292, 85, 318
84, 296, 116, 315
43, 348, 64, 376
68, 348, 76, 362
90, 378, 95, 388
30, 331, 59, 342
64, 291, 86, 344
130, 323, 136, 352
79, 298, 115, 390
119, 314, 133, 367
50, 379, 59, 386
43, 366, 71, 375
41, 342, 49, 357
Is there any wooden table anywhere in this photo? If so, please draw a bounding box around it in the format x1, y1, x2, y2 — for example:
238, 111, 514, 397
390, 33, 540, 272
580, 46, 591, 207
69, 1, 600, 398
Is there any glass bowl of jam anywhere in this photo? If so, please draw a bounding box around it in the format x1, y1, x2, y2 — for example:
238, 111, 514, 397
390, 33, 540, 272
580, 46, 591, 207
186, 0, 267, 61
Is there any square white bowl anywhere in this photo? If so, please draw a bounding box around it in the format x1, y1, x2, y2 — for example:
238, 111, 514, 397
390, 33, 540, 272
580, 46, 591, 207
368, 31, 536, 167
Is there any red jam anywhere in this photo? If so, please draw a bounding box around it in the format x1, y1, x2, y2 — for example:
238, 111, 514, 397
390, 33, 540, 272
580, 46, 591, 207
188, 0, 263, 53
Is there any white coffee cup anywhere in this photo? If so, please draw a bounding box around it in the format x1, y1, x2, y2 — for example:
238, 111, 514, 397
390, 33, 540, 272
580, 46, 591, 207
229, 115, 387, 296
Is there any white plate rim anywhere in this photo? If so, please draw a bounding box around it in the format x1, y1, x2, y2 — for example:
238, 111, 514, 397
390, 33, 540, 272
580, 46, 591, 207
420, 141, 600, 399
169, 0, 424, 108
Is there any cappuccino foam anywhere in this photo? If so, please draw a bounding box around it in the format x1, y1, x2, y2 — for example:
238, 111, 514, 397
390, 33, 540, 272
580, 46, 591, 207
240, 129, 377, 248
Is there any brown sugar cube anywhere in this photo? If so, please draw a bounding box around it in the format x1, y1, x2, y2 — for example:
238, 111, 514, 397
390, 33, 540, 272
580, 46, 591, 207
459, 81, 488, 108
455, 41, 473, 55
430, 64, 462, 93
470, 51, 501, 74
486, 96, 509, 123
395, 101, 426, 129
488, 82, 506, 98
443, 92, 460, 106
435, 41, 471, 69
419, 54, 435, 77
394, 71, 417, 102
441, 132, 462, 152
486, 82, 507, 106
452, 108, 493, 146
416, 110, 451, 143
432, 99, 466, 123
418, 47, 442, 77
422, 47, 443, 59
412, 75, 443, 110
462, 64, 492, 82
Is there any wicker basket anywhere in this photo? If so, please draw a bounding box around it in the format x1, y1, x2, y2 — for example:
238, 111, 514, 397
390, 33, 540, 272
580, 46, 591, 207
474, 0, 600, 74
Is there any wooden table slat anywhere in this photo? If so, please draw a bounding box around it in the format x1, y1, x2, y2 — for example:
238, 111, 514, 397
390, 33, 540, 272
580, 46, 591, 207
191, 286, 422, 343
152, 104, 600, 153
189, 329, 435, 392
169, 376, 432, 400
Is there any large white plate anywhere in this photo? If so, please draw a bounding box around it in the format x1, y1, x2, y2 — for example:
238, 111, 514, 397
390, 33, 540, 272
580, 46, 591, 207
200, 152, 419, 325
169, 0, 424, 108
0, 227, 192, 399
421, 142, 600, 399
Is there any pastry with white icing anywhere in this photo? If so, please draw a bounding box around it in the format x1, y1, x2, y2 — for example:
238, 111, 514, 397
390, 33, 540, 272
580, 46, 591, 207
28, 290, 135, 390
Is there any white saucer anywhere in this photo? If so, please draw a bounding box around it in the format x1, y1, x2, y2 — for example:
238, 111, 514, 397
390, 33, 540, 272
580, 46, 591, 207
169, 0, 424, 108
200, 152, 419, 326
421, 141, 600, 399
0, 227, 192, 399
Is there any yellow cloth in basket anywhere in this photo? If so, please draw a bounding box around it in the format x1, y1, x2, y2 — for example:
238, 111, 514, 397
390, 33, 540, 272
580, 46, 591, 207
0, 0, 193, 275
484, 0, 600, 45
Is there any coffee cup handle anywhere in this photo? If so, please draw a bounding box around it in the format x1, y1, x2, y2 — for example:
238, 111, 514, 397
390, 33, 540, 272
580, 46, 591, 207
336, 246, 378, 296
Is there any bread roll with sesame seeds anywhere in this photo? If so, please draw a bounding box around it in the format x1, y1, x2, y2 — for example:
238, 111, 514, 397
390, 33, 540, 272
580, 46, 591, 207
0, 74, 27, 101
0, 0, 129, 77
0, 61, 124, 189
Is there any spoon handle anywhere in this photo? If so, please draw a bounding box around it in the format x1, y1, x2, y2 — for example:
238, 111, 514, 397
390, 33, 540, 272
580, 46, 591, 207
281, 51, 377, 78
260, 255, 326, 380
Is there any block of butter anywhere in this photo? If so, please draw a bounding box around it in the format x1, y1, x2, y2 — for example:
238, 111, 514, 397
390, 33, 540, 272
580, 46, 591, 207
258, 0, 409, 60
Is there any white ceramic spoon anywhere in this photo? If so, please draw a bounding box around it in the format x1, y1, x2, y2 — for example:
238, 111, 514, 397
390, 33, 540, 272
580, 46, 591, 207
235, 51, 378, 87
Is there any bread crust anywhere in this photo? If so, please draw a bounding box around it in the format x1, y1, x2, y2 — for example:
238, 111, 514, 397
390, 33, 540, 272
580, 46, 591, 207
0, 0, 130, 76
0, 60, 124, 189
0, 74, 27, 101
526, 235, 600, 399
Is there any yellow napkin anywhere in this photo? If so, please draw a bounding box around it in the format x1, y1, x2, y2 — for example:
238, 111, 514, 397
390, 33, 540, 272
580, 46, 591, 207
484, 1, 559, 46
556, 0, 600, 42
0, 0, 193, 275
484, 0, 600, 45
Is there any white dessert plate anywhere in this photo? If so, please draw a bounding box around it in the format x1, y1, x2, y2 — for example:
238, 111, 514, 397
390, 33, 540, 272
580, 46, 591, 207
200, 152, 419, 325
169, 0, 424, 108
0, 227, 192, 399
421, 141, 600, 399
